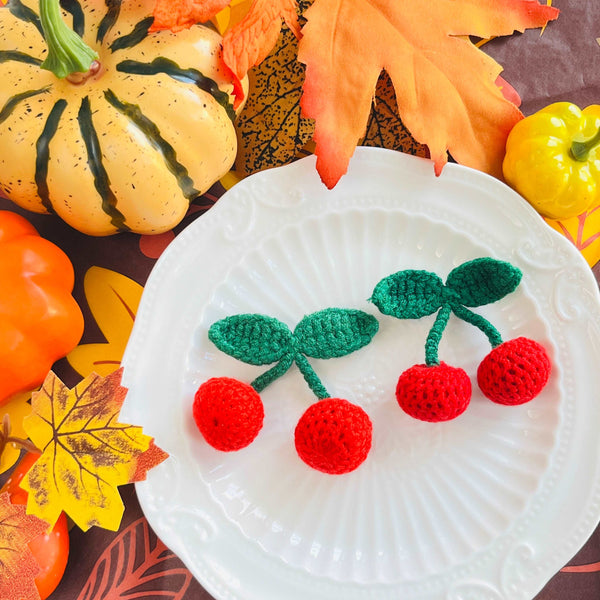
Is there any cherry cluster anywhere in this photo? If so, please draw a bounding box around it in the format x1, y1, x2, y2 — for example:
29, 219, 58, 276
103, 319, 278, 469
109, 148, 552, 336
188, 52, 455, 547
371, 258, 551, 421
193, 309, 378, 475
192, 258, 552, 475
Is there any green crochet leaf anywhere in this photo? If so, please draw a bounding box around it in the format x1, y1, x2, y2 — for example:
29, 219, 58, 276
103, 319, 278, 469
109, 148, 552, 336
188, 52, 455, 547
370, 270, 445, 319
446, 258, 522, 307
208, 314, 293, 365
294, 308, 379, 359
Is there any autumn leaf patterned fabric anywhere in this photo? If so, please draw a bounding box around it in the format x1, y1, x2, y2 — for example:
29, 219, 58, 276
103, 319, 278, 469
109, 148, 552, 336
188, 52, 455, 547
76, 517, 193, 600
546, 206, 600, 268
67, 267, 143, 379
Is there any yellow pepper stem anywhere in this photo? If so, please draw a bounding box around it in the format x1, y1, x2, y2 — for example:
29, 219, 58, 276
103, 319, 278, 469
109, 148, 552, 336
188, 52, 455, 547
570, 128, 600, 162
39, 0, 98, 79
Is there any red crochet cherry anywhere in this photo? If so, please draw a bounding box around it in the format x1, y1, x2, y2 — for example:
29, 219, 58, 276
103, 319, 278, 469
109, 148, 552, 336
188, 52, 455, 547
193, 377, 264, 451
477, 337, 551, 405
396, 362, 471, 422
294, 398, 372, 474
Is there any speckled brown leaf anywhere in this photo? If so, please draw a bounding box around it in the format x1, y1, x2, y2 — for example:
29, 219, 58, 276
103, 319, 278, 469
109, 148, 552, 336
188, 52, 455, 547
0, 491, 49, 600
234, 0, 314, 176
20, 369, 167, 532
362, 71, 429, 158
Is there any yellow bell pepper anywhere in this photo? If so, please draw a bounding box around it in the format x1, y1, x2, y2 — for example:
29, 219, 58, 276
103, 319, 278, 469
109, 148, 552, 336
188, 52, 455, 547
503, 102, 600, 219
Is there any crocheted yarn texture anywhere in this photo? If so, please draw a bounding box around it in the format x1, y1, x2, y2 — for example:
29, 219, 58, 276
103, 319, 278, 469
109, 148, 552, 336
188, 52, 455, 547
193, 377, 264, 451
294, 398, 372, 474
196, 308, 378, 474
371, 257, 552, 421
396, 362, 472, 422
477, 337, 551, 405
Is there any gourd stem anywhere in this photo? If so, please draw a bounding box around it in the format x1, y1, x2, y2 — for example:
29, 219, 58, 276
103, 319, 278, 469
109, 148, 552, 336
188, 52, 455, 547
570, 127, 600, 162
39, 0, 98, 79
425, 304, 451, 366
451, 303, 504, 348
250, 353, 295, 393
294, 354, 330, 400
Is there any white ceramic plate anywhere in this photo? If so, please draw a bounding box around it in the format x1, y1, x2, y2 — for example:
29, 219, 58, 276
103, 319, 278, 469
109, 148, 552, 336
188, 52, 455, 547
121, 148, 600, 600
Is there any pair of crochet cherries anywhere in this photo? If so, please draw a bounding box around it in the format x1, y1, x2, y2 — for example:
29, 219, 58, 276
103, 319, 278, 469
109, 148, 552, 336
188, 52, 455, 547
192, 258, 551, 475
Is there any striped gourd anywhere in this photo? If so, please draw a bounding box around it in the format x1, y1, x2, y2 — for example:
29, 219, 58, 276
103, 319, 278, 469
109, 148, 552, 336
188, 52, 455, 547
0, 0, 244, 235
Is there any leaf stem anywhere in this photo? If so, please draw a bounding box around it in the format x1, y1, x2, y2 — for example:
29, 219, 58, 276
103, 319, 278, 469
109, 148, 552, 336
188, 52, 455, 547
451, 303, 503, 348
39, 0, 99, 79
250, 353, 295, 393
0, 414, 41, 460
425, 304, 452, 366
294, 354, 330, 400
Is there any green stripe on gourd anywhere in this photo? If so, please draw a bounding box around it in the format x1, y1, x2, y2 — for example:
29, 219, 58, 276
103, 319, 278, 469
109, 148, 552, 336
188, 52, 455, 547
8, 0, 44, 36
104, 89, 200, 201
97, 0, 122, 44
109, 16, 153, 52
8, 0, 84, 38
117, 58, 236, 122
0, 50, 43, 66
0, 88, 49, 125
35, 98, 68, 212
59, 0, 85, 37
77, 96, 129, 231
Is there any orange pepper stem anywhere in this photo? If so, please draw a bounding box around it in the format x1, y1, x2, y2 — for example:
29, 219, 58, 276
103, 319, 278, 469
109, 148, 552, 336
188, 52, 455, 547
39, 0, 98, 79
570, 127, 600, 162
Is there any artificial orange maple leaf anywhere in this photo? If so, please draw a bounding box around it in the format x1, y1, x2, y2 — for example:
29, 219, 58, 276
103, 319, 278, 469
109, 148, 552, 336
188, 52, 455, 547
20, 369, 168, 532
150, 0, 231, 32
0, 492, 49, 600
297, 0, 559, 188
223, 0, 301, 87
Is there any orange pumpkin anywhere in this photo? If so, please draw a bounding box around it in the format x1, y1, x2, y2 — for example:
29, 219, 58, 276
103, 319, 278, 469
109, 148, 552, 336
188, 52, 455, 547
0, 210, 84, 404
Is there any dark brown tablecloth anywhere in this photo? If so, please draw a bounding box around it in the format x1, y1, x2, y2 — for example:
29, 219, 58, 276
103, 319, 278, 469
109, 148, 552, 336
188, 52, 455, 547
2, 0, 600, 597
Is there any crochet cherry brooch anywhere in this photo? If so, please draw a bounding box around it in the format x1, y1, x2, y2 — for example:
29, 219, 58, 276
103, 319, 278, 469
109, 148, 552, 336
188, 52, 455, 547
193, 308, 378, 474
370, 257, 551, 422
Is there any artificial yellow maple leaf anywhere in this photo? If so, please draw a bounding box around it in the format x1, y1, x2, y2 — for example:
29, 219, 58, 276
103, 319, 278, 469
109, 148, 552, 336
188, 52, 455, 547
21, 369, 166, 532
67, 267, 143, 379
0, 491, 49, 600
297, 0, 559, 188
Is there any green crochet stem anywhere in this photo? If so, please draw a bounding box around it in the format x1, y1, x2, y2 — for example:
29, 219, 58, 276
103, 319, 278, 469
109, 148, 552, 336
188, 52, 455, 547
424, 305, 451, 366
451, 303, 504, 348
250, 353, 295, 393
424, 302, 504, 365
294, 353, 330, 400
250, 352, 330, 399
